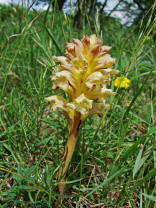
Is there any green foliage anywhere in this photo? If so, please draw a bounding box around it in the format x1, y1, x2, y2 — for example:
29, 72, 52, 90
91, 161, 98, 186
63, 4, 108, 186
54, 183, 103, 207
0, 4, 155, 207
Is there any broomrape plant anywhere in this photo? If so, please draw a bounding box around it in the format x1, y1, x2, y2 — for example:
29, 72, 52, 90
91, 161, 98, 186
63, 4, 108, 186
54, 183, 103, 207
45, 34, 119, 194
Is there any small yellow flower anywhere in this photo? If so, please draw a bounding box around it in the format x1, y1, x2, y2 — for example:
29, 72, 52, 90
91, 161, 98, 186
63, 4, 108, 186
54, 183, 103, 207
114, 77, 131, 88
126, 101, 134, 109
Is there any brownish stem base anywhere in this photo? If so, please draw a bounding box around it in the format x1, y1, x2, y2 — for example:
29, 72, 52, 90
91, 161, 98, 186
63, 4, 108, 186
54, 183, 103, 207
57, 113, 81, 195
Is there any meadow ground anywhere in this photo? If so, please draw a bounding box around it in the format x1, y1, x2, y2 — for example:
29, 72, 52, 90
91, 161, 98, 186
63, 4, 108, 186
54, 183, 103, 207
0, 4, 156, 208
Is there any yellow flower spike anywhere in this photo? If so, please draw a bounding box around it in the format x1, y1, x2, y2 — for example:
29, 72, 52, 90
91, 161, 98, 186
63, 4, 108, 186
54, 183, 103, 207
114, 77, 131, 88
45, 34, 118, 196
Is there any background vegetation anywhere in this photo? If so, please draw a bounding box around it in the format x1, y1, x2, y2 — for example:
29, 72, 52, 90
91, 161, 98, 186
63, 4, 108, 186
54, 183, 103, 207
0, 0, 155, 207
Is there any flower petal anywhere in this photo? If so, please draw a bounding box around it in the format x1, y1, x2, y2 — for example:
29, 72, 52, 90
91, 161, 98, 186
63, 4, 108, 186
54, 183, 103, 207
90, 41, 102, 54
82, 35, 90, 47
90, 34, 98, 47
100, 46, 112, 53
72, 38, 83, 52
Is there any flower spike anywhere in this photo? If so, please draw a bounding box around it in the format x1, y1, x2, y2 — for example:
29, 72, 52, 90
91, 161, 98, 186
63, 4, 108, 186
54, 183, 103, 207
45, 34, 119, 195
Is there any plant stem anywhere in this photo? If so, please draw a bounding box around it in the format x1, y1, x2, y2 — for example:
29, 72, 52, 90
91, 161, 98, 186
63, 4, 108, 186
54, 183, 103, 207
58, 113, 81, 194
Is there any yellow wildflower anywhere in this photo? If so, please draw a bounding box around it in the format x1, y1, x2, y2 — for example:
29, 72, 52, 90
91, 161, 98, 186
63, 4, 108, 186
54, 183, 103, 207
114, 77, 131, 88
126, 101, 134, 109
45, 34, 119, 194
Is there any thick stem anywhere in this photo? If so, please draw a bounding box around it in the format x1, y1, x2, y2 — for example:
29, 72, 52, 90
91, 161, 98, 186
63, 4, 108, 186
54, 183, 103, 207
58, 113, 81, 194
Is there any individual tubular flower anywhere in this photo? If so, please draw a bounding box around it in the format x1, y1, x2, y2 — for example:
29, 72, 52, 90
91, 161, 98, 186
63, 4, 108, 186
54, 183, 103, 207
45, 34, 119, 195
67, 93, 93, 116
